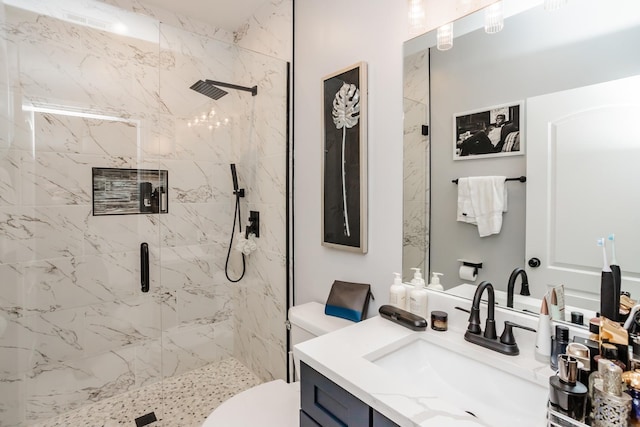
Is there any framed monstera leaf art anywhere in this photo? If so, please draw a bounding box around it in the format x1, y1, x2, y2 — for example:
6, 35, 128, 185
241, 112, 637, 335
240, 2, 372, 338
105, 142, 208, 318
321, 62, 368, 253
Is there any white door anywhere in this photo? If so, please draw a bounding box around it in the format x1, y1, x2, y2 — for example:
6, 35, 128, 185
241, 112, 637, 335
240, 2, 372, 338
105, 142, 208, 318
525, 75, 640, 311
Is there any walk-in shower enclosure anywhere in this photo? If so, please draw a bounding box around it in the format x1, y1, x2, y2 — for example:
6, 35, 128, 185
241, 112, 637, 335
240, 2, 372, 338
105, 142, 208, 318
0, 1, 289, 425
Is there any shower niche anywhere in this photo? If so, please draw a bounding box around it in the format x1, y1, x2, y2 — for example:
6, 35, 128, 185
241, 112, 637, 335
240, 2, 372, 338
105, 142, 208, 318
92, 167, 168, 216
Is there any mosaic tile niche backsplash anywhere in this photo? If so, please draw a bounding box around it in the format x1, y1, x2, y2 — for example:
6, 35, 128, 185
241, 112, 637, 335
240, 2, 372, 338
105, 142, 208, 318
0, 0, 290, 425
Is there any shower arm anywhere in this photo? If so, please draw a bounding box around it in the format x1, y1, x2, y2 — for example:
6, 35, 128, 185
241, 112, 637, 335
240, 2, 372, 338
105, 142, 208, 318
205, 80, 257, 96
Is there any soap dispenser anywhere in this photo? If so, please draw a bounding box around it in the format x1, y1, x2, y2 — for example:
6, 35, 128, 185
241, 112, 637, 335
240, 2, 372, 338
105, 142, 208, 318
427, 272, 444, 291
389, 272, 406, 310
409, 269, 428, 318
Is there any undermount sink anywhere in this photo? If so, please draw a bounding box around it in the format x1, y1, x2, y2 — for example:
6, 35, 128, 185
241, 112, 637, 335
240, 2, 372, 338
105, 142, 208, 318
365, 335, 548, 427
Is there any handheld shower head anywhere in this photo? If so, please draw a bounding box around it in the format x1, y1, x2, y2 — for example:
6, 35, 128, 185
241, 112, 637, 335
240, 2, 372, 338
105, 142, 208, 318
230, 164, 244, 197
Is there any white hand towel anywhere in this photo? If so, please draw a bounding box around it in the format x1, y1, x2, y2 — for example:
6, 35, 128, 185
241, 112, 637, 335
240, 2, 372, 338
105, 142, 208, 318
468, 176, 507, 237
456, 177, 476, 224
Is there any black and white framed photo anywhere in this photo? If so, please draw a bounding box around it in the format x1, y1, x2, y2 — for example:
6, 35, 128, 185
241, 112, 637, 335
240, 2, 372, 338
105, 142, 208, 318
453, 102, 524, 160
321, 62, 368, 253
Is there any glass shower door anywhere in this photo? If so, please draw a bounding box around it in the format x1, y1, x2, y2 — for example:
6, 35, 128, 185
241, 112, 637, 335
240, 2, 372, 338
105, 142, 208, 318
0, 2, 166, 425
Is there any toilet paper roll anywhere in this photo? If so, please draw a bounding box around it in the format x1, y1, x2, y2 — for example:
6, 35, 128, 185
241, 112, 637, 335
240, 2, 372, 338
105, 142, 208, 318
459, 265, 477, 282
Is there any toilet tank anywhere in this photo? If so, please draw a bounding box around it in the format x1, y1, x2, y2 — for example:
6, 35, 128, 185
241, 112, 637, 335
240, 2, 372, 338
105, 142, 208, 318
288, 301, 354, 380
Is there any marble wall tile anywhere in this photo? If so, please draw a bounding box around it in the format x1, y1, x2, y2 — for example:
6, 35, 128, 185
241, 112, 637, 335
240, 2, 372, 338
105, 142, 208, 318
0, 263, 23, 317
234, 0, 292, 63
404, 49, 429, 104
403, 98, 428, 203
161, 319, 233, 378
159, 202, 230, 248
159, 245, 232, 325
24, 347, 138, 422
159, 159, 213, 204
0, 206, 87, 264
83, 212, 158, 255
0, 377, 23, 427
172, 117, 232, 162
21, 152, 93, 206
84, 296, 162, 355
103, 0, 235, 45
0, 149, 21, 206
29, 112, 138, 157
247, 154, 286, 207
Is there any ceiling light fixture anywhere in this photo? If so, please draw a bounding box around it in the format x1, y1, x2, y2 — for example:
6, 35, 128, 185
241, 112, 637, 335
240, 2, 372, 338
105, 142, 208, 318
484, 1, 504, 34
407, 0, 427, 37
437, 23, 453, 51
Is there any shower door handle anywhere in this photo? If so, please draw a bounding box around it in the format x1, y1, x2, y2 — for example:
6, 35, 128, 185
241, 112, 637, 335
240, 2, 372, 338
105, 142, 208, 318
141, 242, 149, 292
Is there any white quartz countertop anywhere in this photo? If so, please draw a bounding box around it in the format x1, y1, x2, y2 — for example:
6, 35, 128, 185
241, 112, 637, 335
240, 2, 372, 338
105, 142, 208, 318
294, 294, 556, 427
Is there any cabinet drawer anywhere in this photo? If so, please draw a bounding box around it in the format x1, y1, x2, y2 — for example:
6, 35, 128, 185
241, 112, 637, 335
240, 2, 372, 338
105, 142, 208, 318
300, 362, 370, 427
373, 409, 401, 427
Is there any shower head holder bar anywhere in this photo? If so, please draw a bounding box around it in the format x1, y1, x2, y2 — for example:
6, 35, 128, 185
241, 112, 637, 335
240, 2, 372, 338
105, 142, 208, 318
205, 80, 258, 96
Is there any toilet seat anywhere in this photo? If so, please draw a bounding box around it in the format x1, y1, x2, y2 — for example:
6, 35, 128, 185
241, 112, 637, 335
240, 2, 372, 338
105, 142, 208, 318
201, 379, 300, 427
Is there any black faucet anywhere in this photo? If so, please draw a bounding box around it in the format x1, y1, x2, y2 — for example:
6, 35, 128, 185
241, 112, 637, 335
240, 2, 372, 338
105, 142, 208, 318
506, 267, 531, 308
464, 281, 535, 356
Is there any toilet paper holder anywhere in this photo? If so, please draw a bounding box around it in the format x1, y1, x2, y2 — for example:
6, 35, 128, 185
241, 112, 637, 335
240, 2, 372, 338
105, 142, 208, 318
458, 259, 483, 277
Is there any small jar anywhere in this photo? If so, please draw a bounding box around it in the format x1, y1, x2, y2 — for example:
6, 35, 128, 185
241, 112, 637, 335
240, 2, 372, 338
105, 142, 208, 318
431, 311, 448, 331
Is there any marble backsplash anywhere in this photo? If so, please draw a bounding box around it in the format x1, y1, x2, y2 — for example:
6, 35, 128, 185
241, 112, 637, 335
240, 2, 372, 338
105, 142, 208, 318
0, 0, 289, 425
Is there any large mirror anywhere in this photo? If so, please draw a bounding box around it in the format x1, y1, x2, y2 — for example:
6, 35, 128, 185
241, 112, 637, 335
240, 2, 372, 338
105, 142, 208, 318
403, 0, 640, 323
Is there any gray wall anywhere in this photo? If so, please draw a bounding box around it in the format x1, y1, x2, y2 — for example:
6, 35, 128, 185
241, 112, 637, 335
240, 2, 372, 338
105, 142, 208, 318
429, 4, 640, 292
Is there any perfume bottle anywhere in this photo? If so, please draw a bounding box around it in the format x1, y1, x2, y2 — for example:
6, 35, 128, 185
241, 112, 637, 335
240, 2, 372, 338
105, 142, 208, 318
550, 324, 570, 371
549, 354, 588, 422
592, 362, 631, 427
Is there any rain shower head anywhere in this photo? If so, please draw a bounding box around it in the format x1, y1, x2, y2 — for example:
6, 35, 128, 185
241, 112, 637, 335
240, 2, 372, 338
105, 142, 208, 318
190, 80, 228, 100
190, 79, 258, 100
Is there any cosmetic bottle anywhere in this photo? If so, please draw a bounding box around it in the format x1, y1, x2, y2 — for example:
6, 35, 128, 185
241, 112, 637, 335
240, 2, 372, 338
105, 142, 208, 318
550, 324, 570, 371
389, 272, 406, 310
409, 273, 428, 319
139, 182, 153, 213
630, 337, 640, 371
589, 358, 615, 422
623, 371, 640, 426
549, 354, 588, 422
589, 317, 601, 341
594, 342, 627, 372
567, 342, 591, 386
426, 272, 444, 291
535, 296, 552, 363
592, 362, 631, 427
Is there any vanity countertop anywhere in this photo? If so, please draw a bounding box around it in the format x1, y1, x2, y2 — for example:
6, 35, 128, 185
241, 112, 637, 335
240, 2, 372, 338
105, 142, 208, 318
294, 292, 556, 427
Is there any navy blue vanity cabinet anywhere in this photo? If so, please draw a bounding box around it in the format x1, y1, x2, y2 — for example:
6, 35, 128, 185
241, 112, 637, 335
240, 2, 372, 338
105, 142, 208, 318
300, 362, 400, 427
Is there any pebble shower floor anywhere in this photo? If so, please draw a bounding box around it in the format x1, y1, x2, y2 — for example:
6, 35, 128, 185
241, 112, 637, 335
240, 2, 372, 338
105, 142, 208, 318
29, 358, 261, 427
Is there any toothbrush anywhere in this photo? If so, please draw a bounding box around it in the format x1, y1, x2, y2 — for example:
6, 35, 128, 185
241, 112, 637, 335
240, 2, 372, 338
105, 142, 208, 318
598, 237, 618, 321
608, 234, 622, 319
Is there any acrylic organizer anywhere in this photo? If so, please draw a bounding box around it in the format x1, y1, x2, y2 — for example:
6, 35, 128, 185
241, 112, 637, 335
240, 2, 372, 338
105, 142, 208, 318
547, 406, 589, 427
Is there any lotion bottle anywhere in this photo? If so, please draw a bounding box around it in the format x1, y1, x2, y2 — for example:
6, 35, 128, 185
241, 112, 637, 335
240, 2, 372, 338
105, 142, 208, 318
427, 272, 444, 291
409, 271, 428, 319
389, 272, 406, 310
535, 295, 552, 363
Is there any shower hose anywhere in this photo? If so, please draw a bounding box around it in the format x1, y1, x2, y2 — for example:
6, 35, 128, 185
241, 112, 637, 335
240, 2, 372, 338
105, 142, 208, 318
225, 193, 246, 282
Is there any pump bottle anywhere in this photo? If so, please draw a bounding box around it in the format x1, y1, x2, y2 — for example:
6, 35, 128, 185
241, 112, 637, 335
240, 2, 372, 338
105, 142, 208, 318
389, 272, 406, 310
427, 272, 444, 290
409, 269, 428, 318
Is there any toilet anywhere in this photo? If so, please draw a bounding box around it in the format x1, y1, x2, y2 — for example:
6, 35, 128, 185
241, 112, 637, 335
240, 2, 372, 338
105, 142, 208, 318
201, 301, 354, 427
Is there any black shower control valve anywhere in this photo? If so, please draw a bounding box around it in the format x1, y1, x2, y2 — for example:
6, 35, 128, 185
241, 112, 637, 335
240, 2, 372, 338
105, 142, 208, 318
246, 210, 260, 238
